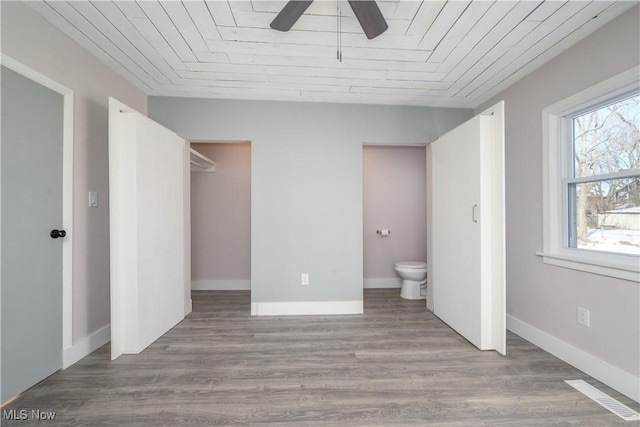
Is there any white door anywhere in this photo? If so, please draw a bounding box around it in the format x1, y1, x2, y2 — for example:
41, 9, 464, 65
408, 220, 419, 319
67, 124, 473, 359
430, 102, 505, 355
1, 66, 63, 402
431, 115, 483, 348
109, 98, 187, 359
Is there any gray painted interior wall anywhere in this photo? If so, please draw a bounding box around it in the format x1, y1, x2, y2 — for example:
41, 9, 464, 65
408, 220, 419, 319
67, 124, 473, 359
1, 2, 147, 342
191, 143, 251, 282
363, 146, 427, 279
149, 98, 472, 303
477, 7, 640, 377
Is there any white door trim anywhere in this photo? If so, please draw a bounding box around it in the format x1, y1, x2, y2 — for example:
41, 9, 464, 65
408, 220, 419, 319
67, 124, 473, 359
1, 54, 75, 364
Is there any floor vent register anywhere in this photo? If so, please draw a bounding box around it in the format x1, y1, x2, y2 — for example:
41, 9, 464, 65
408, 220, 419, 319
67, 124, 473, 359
565, 379, 640, 421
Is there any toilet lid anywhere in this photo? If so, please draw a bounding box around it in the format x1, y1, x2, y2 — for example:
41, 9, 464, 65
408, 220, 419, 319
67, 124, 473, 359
395, 261, 427, 269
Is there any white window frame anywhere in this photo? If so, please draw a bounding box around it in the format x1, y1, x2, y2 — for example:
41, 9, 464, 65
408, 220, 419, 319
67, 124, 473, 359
539, 66, 640, 282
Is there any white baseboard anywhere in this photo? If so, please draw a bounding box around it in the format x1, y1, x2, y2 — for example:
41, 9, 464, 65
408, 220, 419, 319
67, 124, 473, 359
364, 278, 401, 289
251, 300, 363, 316
507, 315, 640, 403
184, 297, 193, 316
192, 280, 251, 290
62, 324, 110, 369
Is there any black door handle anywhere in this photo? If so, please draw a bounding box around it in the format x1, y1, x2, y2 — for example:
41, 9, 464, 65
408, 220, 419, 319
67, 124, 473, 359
50, 229, 66, 239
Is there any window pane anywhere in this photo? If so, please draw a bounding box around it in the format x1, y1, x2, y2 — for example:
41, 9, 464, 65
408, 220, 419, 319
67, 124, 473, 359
573, 94, 639, 178
570, 177, 640, 255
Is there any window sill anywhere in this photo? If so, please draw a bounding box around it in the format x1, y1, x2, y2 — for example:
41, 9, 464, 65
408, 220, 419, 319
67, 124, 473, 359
536, 251, 639, 283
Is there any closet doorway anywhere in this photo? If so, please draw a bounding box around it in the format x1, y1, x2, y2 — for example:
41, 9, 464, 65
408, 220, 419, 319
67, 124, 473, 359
190, 142, 251, 292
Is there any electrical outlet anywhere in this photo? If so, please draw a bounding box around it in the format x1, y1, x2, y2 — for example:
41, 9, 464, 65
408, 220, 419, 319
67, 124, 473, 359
577, 306, 590, 327
301, 274, 309, 285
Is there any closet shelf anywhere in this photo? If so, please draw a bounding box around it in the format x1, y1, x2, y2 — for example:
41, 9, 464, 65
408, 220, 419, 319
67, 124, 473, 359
190, 148, 216, 172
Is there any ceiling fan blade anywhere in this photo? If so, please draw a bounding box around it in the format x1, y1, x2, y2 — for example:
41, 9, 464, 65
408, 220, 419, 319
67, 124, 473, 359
270, 0, 314, 32
347, 0, 388, 39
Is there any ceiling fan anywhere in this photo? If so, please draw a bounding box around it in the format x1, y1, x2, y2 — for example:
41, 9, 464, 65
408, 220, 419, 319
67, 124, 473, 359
270, 0, 388, 40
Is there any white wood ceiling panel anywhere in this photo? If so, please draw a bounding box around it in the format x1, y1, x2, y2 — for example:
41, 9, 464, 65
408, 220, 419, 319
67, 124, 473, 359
91, 1, 182, 82
27, 1, 153, 91
180, 64, 390, 80
225, 52, 438, 69
180, 72, 268, 83
193, 54, 441, 73
114, 1, 188, 72
194, 52, 231, 63
390, 0, 423, 21
206, 40, 430, 62
306, 91, 466, 107
250, 1, 289, 14
205, 0, 236, 27
385, 70, 446, 81
46, 1, 162, 89
182, 1, 222, 41
271, 75, 449, 90
69, 2, 172, 85
29, 0, 636, 108
435, 47, 471, 74
405, 1, 444, 36
467, 1, 621, 101
216, 26, 424, 49
168, 85, 303, 98
426, 0, 493, 63
349, 86, 446, 96
449, 20, 540, 95
456, 1, 593, 98
112, 1, 145, 18
456, 1, 516, 50
159, 2, 211, 53
471, 1, 631, 107
166, 80, 353, 93
261, 13, 412, 37
137, 1, 198, 62
417, 0, 470, 51
442, 1, 542, 83
526, 0, 566, 22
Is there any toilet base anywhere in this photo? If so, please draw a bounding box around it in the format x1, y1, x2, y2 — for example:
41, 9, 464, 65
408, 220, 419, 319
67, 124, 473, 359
400, 280, 426, 300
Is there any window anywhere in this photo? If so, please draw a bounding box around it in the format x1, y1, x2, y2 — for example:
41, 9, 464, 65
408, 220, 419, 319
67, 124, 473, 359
541, 67, 640, 282
567, 93, 640, 256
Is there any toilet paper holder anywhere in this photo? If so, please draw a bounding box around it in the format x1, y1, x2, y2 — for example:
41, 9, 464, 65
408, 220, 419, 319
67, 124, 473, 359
376, 229, 391, 236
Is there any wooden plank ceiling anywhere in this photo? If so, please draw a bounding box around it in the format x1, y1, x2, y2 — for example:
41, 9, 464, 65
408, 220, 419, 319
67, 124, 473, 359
29, 0, 634, 108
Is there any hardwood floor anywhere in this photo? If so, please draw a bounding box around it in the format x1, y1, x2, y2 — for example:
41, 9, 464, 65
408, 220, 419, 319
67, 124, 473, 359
3, 289, 638, 426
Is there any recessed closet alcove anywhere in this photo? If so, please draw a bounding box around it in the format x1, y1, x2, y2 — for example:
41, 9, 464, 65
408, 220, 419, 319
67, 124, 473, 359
190, 142, 251, 291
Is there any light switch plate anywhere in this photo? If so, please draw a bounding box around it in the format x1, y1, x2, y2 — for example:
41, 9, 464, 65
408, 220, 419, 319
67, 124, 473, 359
89, 191, 98, 208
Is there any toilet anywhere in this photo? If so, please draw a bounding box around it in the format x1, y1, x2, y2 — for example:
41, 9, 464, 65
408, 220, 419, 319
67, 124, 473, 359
394, 261, 427, 300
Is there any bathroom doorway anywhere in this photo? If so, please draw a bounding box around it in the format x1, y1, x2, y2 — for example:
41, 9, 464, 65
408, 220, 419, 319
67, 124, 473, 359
190, 142, 251, 292
362, 145, 428, 296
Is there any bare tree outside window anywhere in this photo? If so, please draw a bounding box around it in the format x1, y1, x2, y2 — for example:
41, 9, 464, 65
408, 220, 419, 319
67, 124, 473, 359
570, 93, 640, 255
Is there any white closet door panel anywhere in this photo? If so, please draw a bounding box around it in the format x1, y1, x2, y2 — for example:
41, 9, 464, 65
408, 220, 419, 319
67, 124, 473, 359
109, 98, 186, 359
479, 102, 506, 355
134, 113, 186, 353
432, 115, 482, 348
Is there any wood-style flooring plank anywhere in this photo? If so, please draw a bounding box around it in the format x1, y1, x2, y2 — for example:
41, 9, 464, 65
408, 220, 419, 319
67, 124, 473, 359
2, 289, 638, 426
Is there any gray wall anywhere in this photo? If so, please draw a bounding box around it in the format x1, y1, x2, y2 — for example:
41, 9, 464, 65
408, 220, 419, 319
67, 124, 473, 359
477, 7, 640, 377
191, 143, 251, 282
1, 2, 148, 342
149, 98, 472, 303
363, 146, 427, 280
